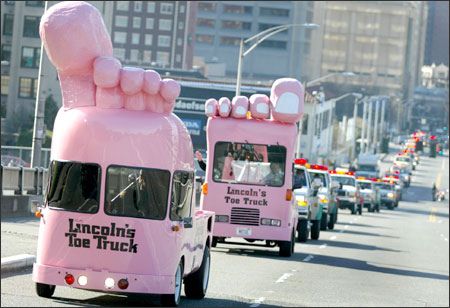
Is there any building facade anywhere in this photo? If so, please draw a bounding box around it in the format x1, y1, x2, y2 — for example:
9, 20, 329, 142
193, 1, 318, 83
424, 1, 449, 66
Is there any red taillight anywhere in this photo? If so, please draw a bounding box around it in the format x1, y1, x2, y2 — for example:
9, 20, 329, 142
347, 171, 355, 176
118, 278, 129, 290
65, 274, 75, 285
294, 158, 308, 165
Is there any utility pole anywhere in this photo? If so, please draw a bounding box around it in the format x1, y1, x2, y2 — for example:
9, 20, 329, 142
31, 1, 48, 168
379, 98, 387, 145
360, 99, 367, 154
373, 98, 380, 154
366, 99, 373, 153
350, 96, 359, 162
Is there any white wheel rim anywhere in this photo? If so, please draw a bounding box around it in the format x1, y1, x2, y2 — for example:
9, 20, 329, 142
203, 253, 210, 292
174, 264, 182, 303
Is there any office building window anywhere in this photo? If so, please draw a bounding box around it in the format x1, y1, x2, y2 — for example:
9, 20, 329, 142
147, 2, 155, 13
178, 21, 184, 30
143, 50, 152, 63
25, 1, 44, 6
133, 17, 141, 29
23, 16, 40, 37
220, 36, 240, 46
198, 2, 216, 12
222, 20, 251, 30
18, 77, 37, 98
114, 48, 126, 61
159, 19, 172, 31
156, 51, 170, 66
130, 49, 139, 62
158, 35, 171, 47
177, 38, 182, 46
3, 14, 14, 36
116, 1, 129, 11
4, 1, 15, 5
176, 54, 181, 63
258, 23, 281, 31
115, 15, 128, 28
145, 34, 153, 46
196, 34, 214, 44
260, 8, 289, 17
180, 5, 185, 13
132, 33, 140, 45
114, 32, 127, 44
21, 47, 40, 68
146, 18, 154, 29
260, 40, 287, 49
197, 18, 215, 28
1, 44, 12, 62
134, 1, 142, 12
160, 3, 173, 14
223, 5, 252, 14
1, 75, 9, 96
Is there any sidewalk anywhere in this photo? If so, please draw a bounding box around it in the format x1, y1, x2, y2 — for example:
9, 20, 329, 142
1, 217, 39, 273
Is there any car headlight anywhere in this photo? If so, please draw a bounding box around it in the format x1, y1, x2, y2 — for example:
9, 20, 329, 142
387, 192, 394, 198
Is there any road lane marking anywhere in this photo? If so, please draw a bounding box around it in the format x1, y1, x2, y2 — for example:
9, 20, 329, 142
303, 255, 314, 262
429, 208, 437, 222
291, 269, 297, 272
445, 238, 448, 242
350, 221, 354, 224
250, 297, 265, 307
344, 225, 349, 229
440, 234, 444, 237
438, 220, 442, 224
319, 244, 327, 249
275, 273, 293, 283
330, 235, 337, 240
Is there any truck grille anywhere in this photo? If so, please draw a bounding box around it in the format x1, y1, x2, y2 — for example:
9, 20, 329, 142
230, 207, 260, 226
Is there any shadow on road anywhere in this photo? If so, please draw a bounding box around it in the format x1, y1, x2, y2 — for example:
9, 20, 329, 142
306, 239, 402, 252
335, 222, 392, 229
331, 229, 399, 239
396, 207, 449, 219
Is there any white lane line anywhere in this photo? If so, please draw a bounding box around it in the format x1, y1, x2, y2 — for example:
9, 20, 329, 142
291, 269, 298, 272
440, 234, 444, 237
275, 273, 293, 283
303, 255, 314, 262
350, 221, 354, 224
319, 244, 327, 249
445, 238, 448, 242
330, 235, 337, 240
250, 297, 265, 307
344, 225, 349, 229
438, 220, 442, 224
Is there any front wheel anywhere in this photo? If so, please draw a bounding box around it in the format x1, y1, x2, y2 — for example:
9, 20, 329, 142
184, 246, 210, 299
327, 213, 335, 230
310, 220, 320, 240
161, 262, 183, 307
36, 283, 55, 298
297, 220, 309, 242
320, 213, 328, 230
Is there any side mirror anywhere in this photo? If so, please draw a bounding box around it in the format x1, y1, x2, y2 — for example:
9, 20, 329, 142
183, 217, 193, 228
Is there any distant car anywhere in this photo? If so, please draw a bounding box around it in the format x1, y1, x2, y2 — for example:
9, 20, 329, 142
0, 155, 30, 167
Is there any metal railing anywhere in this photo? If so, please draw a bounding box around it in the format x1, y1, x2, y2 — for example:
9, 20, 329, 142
1, 166, 48, 196
1, 146, 51, 168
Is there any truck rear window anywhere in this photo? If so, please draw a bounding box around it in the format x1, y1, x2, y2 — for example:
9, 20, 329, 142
105, 165, 170, 220
212, 141, 286, 187
46, 161, 100, 214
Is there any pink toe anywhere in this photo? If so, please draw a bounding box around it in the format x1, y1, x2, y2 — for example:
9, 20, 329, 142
120, 67, 145, 95
218, 97, 231, 117
231, 96, 249, 118
160, 79, 181, 103
270, 78, 304, 123
143, 70, 161, 95
205, 98, 218, 117
249, 94, 270, 119
93, 56, 121, 88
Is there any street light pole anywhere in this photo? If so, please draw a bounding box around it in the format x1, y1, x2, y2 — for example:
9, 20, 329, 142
379, 98, 387, 145
235, 39, 244, 96
366, 99, 373, 153
373, 98, 380, 154
31, 1, 48, 168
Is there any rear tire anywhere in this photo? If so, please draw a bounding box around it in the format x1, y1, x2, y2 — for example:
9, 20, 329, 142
368, 203, 374, 213
310, 220, 320, 240
211, 237, 218, 248
36, 283, 55, 298
320, 213, 328, 230
161, 262, 183, 307
297, 219, 309, 242
327, 213, 335, 230
184, 246, 210, 299
351, 204, 357, 215
279, 230, 294, 257
387, 203, 394, 210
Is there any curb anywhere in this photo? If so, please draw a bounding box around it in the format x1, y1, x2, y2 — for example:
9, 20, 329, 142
1, 254, 35, 273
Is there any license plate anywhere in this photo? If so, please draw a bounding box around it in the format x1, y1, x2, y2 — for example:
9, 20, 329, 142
236, 227, 252, 236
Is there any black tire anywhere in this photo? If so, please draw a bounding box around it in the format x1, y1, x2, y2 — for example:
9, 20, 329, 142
279, 230, 294, 257
161, 262, 183, 307
358, 204, 363, 215
327, 213, 335, 230
351, 204, 357, 215
387, 203, 394, 210
334, 209, 338, 223
211, 237, 218, 248
320, 213, 328, 231
184, 246, 210, 299
368, 203, 375, 213
310, 220, 320, 240
36, 283, 55, 298
376, 204, 380, 212
297, 219, 309, 242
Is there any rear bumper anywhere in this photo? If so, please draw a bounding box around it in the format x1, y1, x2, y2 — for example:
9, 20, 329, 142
32, 263, 174, 294
213, 223, 293, 241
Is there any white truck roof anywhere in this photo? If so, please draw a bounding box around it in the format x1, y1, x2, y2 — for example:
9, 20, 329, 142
357, 154, 380, 165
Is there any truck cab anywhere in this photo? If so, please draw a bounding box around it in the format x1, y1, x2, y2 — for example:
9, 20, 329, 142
355, 154, 380, 179
356, 177, 379, 212
293, 160, 323, 241
307, 164, 339, 230
330, 170, 363, 215
372, 179, 397, 210
382, 175, 403, 206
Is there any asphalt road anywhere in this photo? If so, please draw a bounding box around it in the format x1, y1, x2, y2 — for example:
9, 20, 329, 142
1, 151, 449, 307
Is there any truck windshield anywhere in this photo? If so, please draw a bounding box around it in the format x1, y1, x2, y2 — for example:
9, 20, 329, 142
331, 176, 355, 187
357, 182, 372, 190
105, 165, 170, 220
396, 157, 410, 162
374, 183, 393, 190
212, 141, 286, 187
293, 168, 308, 187
357, 165, 376, 172
308, 171, 328, 187
46, 161, 100, 213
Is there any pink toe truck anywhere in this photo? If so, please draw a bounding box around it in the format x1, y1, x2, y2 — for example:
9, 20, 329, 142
32, 2, 214, 306
201, 78, 305, 257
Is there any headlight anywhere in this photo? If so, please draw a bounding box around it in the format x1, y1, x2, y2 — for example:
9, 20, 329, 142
215, 215, 229, 223
387, 192, 394, 198
318, 194, 329, 203
261, 218, 281, 227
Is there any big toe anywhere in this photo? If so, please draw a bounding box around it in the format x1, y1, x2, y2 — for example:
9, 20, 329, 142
270, 78, 304, 123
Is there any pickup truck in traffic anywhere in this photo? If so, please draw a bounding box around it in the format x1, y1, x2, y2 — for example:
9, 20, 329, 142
356, 177, 379, 212
330, 170, 363, 215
